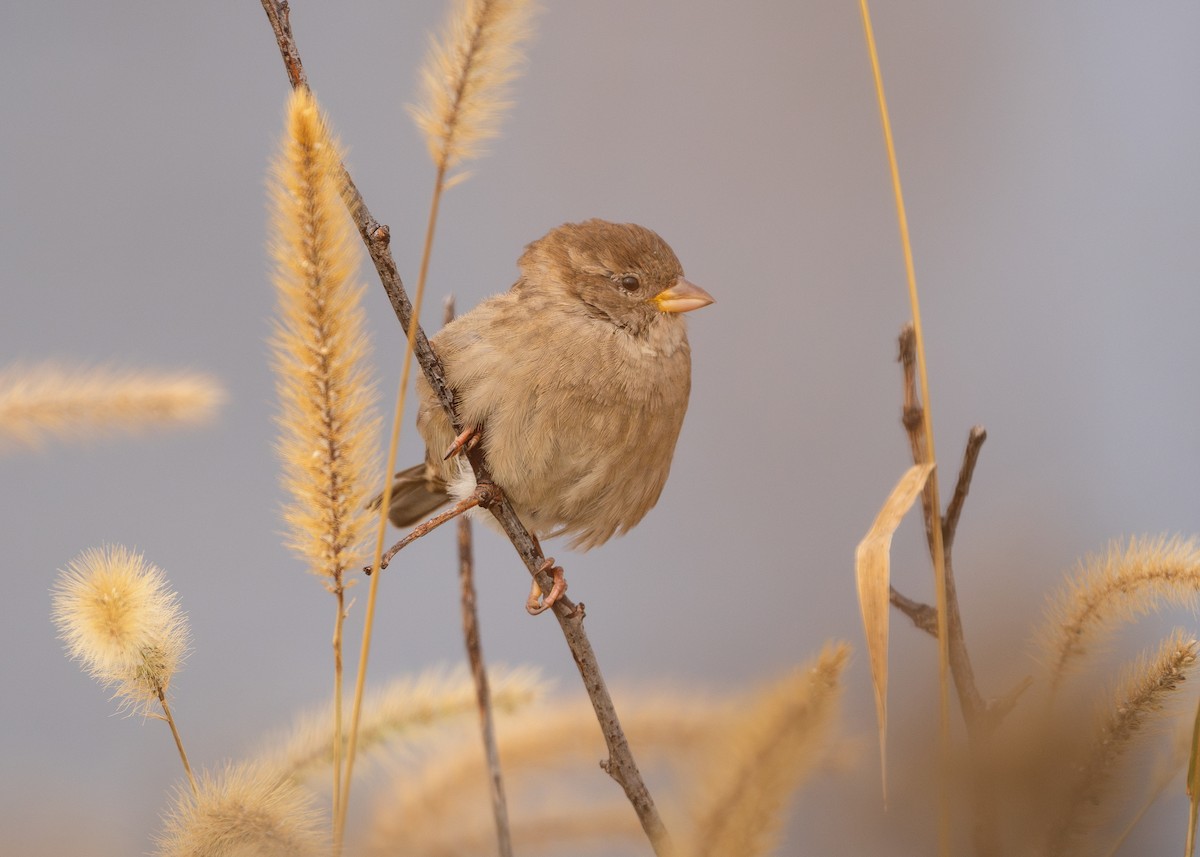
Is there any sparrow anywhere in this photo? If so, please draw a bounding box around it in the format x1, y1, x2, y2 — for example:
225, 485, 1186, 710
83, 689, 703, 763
382, 219, 713, 611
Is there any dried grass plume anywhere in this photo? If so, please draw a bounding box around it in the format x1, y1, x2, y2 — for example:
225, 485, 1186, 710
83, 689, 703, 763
51, 544, 190, 716
682, 643, 850, 857
156, 761, 327, 857
0, 362, 223, 453
262, 665, 542, 782
409, 0, 537, 182
1046, 630, 1198, 854
367, 689, 724, 856
1038, 535, 1200, 694
270, 87, 380, 585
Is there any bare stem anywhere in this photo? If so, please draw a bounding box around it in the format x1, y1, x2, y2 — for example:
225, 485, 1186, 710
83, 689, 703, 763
892, 325, 1003, 857
158, 689, 198, 796
459, 514, 515, 857
371, 490, 485, 571
894, 327, 988, 724
257, 6, 673, 852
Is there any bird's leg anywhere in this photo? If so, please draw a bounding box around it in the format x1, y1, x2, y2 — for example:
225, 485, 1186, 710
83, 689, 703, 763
366, 488, 484, 574
525, 556, 567, 615
443, 424, 483, 460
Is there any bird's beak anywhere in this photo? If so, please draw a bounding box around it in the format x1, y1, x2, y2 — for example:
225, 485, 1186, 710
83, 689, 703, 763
651, 276, 715, 314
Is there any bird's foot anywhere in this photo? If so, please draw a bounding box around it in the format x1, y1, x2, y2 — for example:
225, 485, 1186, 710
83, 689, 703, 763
443, 424, 483, 460
525, 557, 567, 615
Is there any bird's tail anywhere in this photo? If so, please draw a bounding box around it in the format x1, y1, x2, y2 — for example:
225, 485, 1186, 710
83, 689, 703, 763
367, 463, 450, 528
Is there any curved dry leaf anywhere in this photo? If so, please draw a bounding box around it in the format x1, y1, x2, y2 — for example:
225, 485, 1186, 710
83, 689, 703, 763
854, 461, 935, 802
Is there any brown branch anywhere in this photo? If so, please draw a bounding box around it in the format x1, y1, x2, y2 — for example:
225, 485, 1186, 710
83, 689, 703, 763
944, 426, 987, 551
890, 585, 938, 636
458, 501, 514, 857
893, 325, 1008, 857
893, 325, 987, 724
257, 5, 672, 853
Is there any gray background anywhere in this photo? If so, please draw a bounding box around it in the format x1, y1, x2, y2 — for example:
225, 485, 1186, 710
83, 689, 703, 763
3, 1, 1199, 854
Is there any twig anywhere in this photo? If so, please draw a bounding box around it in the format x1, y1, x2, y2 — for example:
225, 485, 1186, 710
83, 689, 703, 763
459, 497, 515, 857
371, 489, 487, 571
893, 326, 988, 724
944, 426, 987, 552
257, 5, 673, 853
446, 292, 514, 857
889, 585, 938, 636
892, 325, 1002, 857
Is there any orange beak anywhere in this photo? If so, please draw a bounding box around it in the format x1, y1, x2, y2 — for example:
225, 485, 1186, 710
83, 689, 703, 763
651, 276, 715, 314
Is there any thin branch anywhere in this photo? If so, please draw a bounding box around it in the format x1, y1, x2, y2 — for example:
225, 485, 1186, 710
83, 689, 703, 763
944, 426, 987, 551
894, 325, 988, 724
257, 5, 673, 853
890, 585, 938, 636
893, 325, 1003, 857
446, 292, 514, 857
459, 497, 515, 857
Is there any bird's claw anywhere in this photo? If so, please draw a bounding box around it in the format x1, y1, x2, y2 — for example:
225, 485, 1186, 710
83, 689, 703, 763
525, 557, 567, 615
443, 425, 483, 460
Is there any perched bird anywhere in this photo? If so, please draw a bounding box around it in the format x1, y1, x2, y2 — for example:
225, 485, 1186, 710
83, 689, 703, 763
382, 219, 713, 611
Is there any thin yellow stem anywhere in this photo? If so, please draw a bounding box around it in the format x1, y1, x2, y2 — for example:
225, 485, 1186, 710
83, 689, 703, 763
331, 584, 345, 855
158, 689, 198, 796
336, 162, 447, 847
858, 3, 952, 854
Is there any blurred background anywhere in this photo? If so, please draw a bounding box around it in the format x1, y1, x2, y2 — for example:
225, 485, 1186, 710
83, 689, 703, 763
2, 1, 1199, 854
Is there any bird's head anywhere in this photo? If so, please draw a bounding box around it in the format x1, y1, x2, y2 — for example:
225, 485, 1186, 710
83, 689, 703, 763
517, 219, 713, 336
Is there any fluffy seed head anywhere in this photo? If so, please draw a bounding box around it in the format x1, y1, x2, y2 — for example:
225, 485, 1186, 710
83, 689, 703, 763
270, 88, 380, 585
51, 545, 190, 714
409, 0, 537, 181
156, 762, 326, 857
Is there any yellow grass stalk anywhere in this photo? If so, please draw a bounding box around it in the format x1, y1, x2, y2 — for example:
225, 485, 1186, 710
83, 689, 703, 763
0, 363, 223, 452
269, 86, 380, 829
1187, 697, 1200, 857
51, 545, 196, 792
260, 665, 541, 782
682, 643, 849, 857
855, 463, 934, 802
367, 690, 723, 855
1046, 631, 1197, 855
345, 0, 536, 842
1102, 705, 1197, 856
1038, 535, 1200, 695
858, 4, 953, 851
156, 761, 327, 857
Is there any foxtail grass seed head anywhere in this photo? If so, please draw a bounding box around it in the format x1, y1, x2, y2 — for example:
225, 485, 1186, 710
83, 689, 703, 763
261, 665, 542, 781
684, 643, 850, 857
0, 363, 224, 453
1038, 535, 1200, 694
270, 88, 380, 585
51, 545, 190, 715
1047, 631, 1198, 854
156, 762, 327, 857
409, 0, 536, 182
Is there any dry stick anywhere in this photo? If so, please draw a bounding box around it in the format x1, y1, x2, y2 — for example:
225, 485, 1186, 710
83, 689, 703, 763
258, 5, 674, 853
459, 496, 516, 857
372, 491, 486, 570
893, 326, 987, 724
444, 292, 515, 857
890, 326, 1031, 857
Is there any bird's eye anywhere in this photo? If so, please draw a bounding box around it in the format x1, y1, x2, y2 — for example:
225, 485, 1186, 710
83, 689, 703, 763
618, 275, 640, 292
